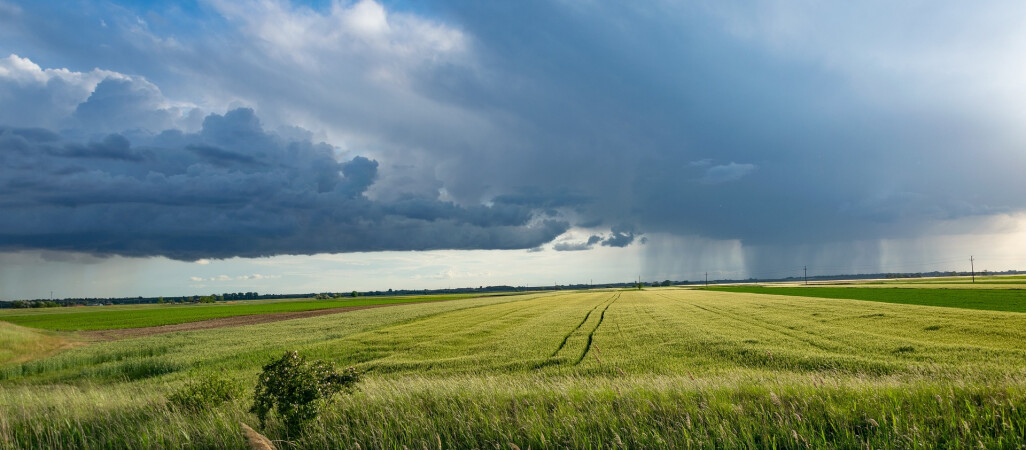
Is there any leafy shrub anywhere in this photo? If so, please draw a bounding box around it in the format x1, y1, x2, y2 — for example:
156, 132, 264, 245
168, 372, 245, 411
251, 351, 359, 434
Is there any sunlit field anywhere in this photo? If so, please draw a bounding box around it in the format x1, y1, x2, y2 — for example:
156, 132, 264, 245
2, 287, 1026, 448
0, 294, 503, 331
705, 285, 1026, 313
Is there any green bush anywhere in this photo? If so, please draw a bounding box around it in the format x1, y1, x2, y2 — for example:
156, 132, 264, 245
251, 351, 359, 435
168, 372, 245, 411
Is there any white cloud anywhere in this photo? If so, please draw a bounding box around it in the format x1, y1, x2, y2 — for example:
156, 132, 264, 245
208, 0, 465, 73
187, 273, 282, 282
0, 53, 124, 89
0, 54, 121, 128
0, 54, 198, 132
435, 267, 493, 280
181, 0, 484, 203
701, 162, 756, 184
237, 274, 280, 281
344, 0, 389, 38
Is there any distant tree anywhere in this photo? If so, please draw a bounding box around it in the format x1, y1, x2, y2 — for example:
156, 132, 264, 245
157, 297, 165, 304
661, 280, 672, 287
199, 295, 216, 303
351, 291, 359, 297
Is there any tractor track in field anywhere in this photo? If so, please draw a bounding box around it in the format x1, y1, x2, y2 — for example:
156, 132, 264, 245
549, 293, 615, 358
574, 293, 619, 365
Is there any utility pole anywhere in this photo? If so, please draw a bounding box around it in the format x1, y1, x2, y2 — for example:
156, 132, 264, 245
970, 256, 975, 283
804, 266, 808, 285
705, 272, 708, 287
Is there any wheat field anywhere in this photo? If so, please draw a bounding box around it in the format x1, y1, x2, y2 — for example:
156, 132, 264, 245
2, 288, 1026, 448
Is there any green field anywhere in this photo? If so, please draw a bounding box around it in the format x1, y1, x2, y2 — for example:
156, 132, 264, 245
875, 275, 1026, 284
0, 294, 500, 331
704, 285, 1026, 313
2, 288, 1026, 448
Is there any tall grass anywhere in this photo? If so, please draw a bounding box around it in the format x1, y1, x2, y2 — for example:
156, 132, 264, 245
0, 322, 66, 366
3, 289, 1026, 448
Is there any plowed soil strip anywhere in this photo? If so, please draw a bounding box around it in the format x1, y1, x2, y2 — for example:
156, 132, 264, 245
83, 300, 458, 341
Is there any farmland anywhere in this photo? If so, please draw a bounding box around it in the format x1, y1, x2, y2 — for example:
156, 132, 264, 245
0, 322, 67, 366
704, 285, 1026, 313
0, 294, 499, 331
2, 287, 1026, 448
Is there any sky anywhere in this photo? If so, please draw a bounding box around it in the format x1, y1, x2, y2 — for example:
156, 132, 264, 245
2, 1, 1026, 299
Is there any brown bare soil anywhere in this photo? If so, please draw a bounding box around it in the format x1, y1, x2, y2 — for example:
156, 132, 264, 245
82, 303, 402, 341
241, 423, 276, 450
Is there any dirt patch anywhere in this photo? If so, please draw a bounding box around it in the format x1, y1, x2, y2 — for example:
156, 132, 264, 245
241, 423, 276, 450
82, 303, 412, 341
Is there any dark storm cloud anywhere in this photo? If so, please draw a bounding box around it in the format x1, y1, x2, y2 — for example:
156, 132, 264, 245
0, 109, 568, 260
59, 134, 143, 161
553, 234, 610, 252
416, 3, 1026, 244
553, 242, 591, 252
552, 234, 604, 252
491, 188, 591, 210
185, 144, 258, 166
601, 225, 637, 248
3, 1, 1026, 269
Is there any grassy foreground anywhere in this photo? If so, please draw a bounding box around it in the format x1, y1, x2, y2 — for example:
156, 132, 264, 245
704, 285, 1026, 313
2, 289, 1026, 448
